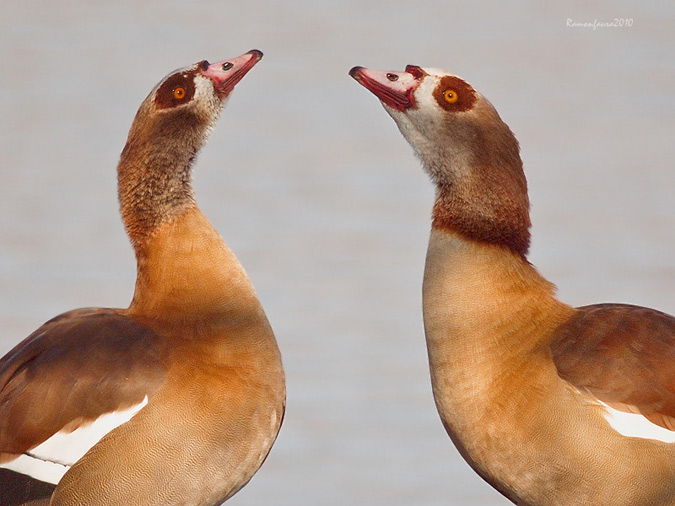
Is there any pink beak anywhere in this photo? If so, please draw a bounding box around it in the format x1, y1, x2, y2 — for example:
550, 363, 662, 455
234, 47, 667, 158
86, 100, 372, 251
349, 65, 424, 111
200, 49, 263, 97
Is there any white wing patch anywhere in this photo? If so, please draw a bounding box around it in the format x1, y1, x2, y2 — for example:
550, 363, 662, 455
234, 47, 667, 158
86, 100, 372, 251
1, 453, 68, 485
1, 396, 148, 484
601, 402, 675, 443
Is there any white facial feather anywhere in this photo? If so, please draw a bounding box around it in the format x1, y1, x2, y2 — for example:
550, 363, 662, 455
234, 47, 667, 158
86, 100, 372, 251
194, 73, 226, 112
382, 70, 475, 184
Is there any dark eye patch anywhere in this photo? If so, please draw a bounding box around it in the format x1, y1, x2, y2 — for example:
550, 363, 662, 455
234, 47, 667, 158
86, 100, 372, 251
433, 75, 477, 112
154, 72, 196, 109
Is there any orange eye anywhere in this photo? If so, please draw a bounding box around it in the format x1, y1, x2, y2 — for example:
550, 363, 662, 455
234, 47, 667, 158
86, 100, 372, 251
443, 89, 459, 104
173, 87, 186, 100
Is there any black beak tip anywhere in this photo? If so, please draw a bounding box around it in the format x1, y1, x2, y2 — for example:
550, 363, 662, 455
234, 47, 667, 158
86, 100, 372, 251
248, 49, 264, 61
349, 66, 364, 79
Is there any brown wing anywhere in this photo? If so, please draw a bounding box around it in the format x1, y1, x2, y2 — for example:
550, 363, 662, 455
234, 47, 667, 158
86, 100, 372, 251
550, 303, 675, 429
0, 308, 167, 458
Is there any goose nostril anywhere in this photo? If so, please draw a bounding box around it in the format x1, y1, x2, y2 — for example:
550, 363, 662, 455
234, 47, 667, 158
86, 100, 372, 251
405, 65, 425, 80
386, 73, 399, 82
222, 62, 234, 71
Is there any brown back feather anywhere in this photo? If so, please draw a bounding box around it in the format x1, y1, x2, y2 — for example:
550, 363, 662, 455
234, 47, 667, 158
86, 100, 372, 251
550, 303, 675, 429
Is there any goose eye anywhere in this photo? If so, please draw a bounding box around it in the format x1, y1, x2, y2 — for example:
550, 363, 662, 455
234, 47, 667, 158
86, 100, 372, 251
443, 89, 459, 104
173, 86, 187, 100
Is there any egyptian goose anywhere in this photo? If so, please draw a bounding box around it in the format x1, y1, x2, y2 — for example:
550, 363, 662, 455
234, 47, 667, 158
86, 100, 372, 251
0, 50, 285, 506
350, 64, 675, 504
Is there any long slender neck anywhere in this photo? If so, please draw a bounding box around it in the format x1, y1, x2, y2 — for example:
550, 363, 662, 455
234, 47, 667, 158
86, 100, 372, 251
115, 108, 257, 324
117, 110, 207, 245
431, 168, 531, 258
418, 112, 531, 257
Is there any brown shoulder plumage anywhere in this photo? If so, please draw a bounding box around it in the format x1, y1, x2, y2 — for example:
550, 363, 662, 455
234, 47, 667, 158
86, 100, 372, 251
551, 303, 675, 429
0, 309, 167, 457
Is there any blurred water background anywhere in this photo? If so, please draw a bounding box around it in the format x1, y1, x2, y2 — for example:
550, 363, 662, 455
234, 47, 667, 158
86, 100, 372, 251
1, 2, 673, 504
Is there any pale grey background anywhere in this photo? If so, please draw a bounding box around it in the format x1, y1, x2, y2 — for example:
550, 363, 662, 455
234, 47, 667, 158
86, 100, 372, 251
1, 2, 673, 505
